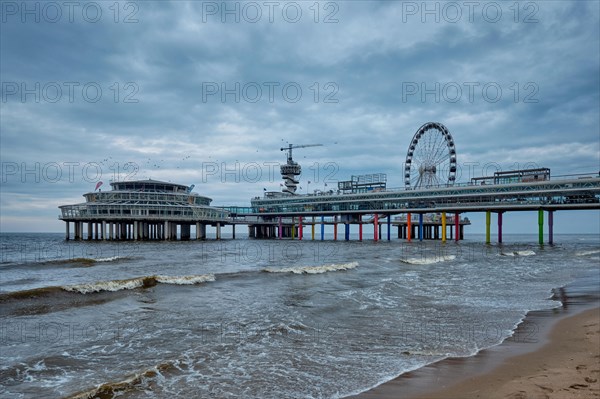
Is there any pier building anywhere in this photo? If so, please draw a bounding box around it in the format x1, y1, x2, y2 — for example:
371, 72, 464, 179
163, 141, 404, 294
59, 180, 230, 240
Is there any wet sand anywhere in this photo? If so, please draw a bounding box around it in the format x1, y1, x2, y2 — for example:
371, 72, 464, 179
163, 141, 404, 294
413, 306, 600, 399
350, 302, 600, 399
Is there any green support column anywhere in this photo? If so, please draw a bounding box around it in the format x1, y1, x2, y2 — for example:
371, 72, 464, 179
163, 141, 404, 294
485, 211, 491, 244
538, 209, 544, 245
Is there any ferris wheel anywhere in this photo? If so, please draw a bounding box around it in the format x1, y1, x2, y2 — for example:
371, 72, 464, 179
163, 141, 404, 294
404, 122, 457, 189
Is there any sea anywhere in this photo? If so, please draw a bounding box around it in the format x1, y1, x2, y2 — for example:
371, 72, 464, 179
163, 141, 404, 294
1, 232, 599, 399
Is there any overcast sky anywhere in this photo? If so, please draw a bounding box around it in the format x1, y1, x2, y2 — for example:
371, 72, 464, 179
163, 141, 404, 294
1, 1, 599, 233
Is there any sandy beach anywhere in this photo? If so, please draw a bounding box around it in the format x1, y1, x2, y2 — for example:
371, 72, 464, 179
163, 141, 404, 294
352, 306, 600, 399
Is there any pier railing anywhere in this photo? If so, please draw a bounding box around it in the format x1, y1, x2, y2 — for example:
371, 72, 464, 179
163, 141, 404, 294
59, 204, 230, 223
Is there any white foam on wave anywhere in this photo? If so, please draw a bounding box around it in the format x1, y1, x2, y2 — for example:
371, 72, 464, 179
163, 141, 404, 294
575, 249, 600, 256
501, 250, 536, 256
94, 256, 127, 262
264, 261, 358, 274
63, 277, 146, 294
62, 274, 215, 294
155, 274, 216, 285
401, 255, 455, 265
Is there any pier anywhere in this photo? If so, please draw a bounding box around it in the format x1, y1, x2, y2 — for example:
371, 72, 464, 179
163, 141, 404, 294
59, 123, 600, 244
59, 174, 600, 243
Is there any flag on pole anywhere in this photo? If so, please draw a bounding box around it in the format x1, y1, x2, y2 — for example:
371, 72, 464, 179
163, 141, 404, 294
95, 181, 103, 191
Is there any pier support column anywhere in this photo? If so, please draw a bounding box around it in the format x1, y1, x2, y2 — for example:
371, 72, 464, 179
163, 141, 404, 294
299, 217, 303, 240
291, 219, 296, 239
321, 216, 325, 241
345, 222, 350, 241
485, 211, 491, 244
538, 209, 544, 245
278, 217, 283, 239
407, 213, 412, 242
108, 223, 114, 240
134, 221, 138, 241
216, 223, 221, 240
333, 220, 338, 241
181, 224, 191, 240
232, 224, 236, 239
387, 216, 391, 241
374, 214, 378, 241
418, 214, 423, 241
311, 217, 315, 241
101, 221, 106, 240
94, 223, 99, 240
454, 213, 460, 242
86, 222, 92, 240
358, 215, 363, 241
498, 212, 503, 244
548, 210, 554, 245
65, 222, 70, 240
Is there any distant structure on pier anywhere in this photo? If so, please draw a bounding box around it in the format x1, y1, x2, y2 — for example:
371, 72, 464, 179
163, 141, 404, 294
279, 143, 322, 194
59, 180, 229, 240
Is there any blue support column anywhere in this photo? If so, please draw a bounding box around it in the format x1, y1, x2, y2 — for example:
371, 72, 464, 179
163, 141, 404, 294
387, 215, 391, 241
320, 216, 325, 241
419, 214, 423, 241
345, 223, 350, 241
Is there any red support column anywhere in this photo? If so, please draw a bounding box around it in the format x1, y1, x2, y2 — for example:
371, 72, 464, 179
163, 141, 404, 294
299, 216, 303, 240
374, 214, 379, 241
407, 213, 412, 242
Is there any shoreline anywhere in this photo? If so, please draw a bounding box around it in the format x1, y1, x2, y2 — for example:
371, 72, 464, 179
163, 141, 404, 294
348, 275, 600, 399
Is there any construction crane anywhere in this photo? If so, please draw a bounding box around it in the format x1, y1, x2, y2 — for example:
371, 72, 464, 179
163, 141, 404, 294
279, 144, 323, 194
280, 144, 323, 163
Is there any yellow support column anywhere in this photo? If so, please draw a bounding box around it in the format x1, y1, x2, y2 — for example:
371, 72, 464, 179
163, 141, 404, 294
291, 217, 295, 239
441, 212, 446, 242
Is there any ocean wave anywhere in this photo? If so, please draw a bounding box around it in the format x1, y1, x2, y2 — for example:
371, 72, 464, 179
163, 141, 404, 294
66, 360, 180, 399
575, 249, 600, 256
400, 255, 456, 265
263, 261, 358, 274
95, 256, 130, 262
0, 286, 64, 301
62, 274, 215, 294
501, 250, 536, 256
